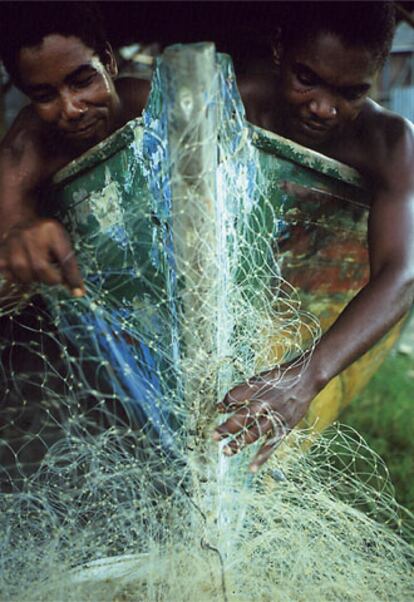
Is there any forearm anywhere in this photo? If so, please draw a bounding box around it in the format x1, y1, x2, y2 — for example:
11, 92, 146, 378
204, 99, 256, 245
308, 265, 414, 390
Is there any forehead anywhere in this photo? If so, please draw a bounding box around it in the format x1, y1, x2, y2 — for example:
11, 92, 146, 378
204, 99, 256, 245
285, 31, 378, 87
18, 34, 100, 85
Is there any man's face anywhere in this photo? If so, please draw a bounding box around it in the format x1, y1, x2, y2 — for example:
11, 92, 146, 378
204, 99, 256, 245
18, 34, 120, 149
276, 31, 378, 149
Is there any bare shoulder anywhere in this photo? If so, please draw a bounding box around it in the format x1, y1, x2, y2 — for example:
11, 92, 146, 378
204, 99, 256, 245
362, 99, 413, 145
115, 77, 151, 122
0, 105, 63, 187
357, 100, 414, 185
237, 72, 278, 130
1, 104, 43, 153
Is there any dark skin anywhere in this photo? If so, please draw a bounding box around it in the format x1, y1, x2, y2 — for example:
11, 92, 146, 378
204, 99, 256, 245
0, 34, 149, 293
1, 32, 414, 473
213, 32, 414, 471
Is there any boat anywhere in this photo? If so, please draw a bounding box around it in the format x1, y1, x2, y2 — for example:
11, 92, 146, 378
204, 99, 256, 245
41, 43, 403, 438
3, 42, 411, 602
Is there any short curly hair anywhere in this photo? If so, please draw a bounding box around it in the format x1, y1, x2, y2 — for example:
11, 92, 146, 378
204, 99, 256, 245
277, 1, 396, 68
0, 2, 107, 86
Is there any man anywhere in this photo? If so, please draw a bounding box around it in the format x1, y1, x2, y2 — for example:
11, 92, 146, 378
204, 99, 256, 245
1, 3, 413, 473
213, 2, 414, 472
0, 2, 149, 294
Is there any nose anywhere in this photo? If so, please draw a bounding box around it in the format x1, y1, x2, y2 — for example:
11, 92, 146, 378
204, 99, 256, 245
60, 92, 86, 121
308, 93, 337, 121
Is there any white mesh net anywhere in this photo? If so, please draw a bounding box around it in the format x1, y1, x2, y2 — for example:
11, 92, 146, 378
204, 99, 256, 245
0, 44, 413, 601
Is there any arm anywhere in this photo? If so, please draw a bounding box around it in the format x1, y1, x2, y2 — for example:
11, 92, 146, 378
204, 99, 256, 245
0, 108, 84, 295
213, 118, 414, 472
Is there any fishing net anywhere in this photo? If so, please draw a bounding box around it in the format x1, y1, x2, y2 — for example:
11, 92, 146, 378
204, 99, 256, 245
0, 43, 413, 601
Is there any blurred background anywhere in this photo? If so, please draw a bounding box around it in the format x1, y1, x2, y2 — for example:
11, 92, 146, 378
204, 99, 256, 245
0, 0, 413, 516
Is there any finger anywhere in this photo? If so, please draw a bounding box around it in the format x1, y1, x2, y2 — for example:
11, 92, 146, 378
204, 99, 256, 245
50, 232, 84, 294
249, 426, 290, 473
35, 261, 63, 286
213, 405, 257, 440
7, 239, 34, 284
25, 245, 63, 286
223, 416, 273, 455
13, 228, 65, 286
218, 380, 259, 412
218, 369, 285, 413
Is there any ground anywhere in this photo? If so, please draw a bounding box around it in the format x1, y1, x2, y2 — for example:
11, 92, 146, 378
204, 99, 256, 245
342, 312, 414, 524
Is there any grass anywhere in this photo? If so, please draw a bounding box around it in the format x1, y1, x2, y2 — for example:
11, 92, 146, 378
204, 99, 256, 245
341, 350, 414, 515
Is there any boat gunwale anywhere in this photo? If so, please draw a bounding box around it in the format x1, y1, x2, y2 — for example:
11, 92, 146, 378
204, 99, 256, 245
52, 118, 368, 194
52, 117, 143, 186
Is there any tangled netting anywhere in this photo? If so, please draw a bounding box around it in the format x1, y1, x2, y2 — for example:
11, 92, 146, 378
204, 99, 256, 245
0, 44, 413, 601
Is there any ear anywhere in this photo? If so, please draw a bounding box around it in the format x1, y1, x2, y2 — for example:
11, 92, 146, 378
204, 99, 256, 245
104, 42, 118, 78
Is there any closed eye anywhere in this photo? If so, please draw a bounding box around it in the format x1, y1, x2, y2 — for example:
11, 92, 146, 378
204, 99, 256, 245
293, 65, 321, 87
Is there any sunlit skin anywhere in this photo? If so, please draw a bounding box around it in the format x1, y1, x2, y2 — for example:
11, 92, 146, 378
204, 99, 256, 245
0, 34, 149, 292
18, 35, 122, 151
215, 32, 414, 471
273, 33, 376, 152
1, 31, 414, 474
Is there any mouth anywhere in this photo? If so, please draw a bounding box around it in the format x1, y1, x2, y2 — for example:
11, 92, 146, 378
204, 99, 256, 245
64, 120, 100, 139
296, 118, 333, 139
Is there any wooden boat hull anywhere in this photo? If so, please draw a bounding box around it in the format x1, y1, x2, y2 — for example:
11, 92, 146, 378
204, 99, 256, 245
45, 43, 404, 435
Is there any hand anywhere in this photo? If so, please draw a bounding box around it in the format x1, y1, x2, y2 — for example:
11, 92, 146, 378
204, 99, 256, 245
0, 218, 84, 296
213, 363, 316, 472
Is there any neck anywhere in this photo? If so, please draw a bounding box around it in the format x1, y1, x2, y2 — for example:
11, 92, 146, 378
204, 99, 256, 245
108, 92, 124, 134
